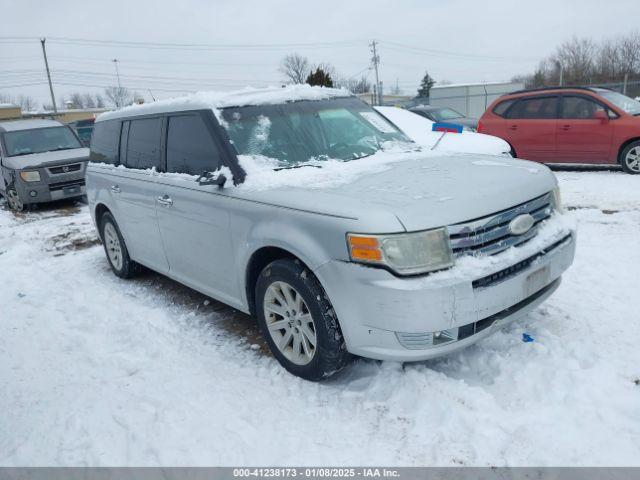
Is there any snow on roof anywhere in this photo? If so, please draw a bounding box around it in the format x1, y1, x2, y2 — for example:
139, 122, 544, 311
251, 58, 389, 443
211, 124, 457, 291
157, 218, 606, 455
97, 85, 352, 123
0, 103, 19, 108
0, 119, 63, 132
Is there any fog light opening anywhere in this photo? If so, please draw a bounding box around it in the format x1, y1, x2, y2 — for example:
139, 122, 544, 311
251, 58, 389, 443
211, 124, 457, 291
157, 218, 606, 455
29, 190, 38, 198
433, 328, 458, 345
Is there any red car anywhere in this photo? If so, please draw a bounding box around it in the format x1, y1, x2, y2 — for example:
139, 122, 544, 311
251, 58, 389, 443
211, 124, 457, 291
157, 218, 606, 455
478, 87, 640, 174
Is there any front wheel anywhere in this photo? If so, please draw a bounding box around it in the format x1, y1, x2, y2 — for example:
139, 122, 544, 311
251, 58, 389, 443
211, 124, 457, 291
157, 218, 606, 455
255, 258, 350, 381
6, 188, 24, 211
620, 141, 640, 174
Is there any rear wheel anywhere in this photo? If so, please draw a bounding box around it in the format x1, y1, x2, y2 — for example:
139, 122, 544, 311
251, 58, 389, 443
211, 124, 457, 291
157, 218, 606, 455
255, 258, 350, 381
99, 211, 140, 278
620, 141, 640, 174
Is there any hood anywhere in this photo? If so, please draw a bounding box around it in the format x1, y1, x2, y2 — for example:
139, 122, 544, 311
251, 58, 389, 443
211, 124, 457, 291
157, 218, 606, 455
374, 106, 509, 155
235, 153, 556, 232
2, 148, 90, 170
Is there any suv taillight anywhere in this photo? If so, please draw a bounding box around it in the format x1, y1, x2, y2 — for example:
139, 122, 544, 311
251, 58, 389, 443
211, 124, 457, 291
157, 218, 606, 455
477, 120, 483, 133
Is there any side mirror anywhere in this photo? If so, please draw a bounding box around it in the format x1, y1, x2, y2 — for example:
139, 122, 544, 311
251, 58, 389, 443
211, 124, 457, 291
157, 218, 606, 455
196, 171, 227, 187
594, 110, 609, 123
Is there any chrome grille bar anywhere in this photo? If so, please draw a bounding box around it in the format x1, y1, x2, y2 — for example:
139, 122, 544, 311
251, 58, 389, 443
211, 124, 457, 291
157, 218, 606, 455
448, 192, 553, 257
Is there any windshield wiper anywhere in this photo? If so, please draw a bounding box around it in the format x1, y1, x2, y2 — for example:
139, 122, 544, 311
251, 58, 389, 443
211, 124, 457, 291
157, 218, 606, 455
274, 163, 322, 171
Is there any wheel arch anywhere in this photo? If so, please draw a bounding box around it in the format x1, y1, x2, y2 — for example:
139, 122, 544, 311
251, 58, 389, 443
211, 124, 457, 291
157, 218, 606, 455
617, 137, 640, 164
245, 246, 312, 317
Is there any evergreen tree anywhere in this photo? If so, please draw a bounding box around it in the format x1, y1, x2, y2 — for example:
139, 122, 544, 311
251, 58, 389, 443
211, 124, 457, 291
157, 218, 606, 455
417, 71, 435, 98
306, 67, 334, 87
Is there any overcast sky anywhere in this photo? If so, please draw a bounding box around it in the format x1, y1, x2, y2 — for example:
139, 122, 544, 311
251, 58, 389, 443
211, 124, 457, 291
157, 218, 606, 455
1, 0, 639, 108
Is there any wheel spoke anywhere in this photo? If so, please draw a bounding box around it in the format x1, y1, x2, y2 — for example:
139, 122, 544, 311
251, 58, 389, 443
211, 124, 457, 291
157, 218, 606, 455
281, 284, 296, 308
267, 318, 289, 332
292, 334, 302, 360
301, 333, 314, 359
265, 303, 288, 318
278, 330, 293, 350
301, 324, 317, 347
271, 284, 288, 306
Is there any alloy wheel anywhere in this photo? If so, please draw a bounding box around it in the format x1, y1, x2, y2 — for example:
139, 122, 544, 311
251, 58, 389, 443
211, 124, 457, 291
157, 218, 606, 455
625, 146, 640, 172
103, 222, 123, 271
263, 280, 317, 366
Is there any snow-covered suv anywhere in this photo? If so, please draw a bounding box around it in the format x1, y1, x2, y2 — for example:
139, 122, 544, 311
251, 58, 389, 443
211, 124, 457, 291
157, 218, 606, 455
86, 86, 576, 381
0, 119, 89, 211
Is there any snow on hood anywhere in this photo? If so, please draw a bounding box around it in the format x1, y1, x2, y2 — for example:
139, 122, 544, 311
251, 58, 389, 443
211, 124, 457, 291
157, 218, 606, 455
1, 147, 89, 170
374, 106, 511, 156
97, 85, 351, 123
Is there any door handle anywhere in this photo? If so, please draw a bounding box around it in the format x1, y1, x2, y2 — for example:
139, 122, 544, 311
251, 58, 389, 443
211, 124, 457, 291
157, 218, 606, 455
111, 185, 121, 194
508, 125, 518, 131
560, 125, 571, 131
157, 195, 173, 207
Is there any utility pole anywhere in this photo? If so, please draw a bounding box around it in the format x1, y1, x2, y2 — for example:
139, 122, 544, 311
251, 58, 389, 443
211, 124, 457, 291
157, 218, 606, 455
370, 40, 381, 105
112, 59, 122, 89
559, 63, 564, 86
40, 38, 57, 114
623, 72, 629, 95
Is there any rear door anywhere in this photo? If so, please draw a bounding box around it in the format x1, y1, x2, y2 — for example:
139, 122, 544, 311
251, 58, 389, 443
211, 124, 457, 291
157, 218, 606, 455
503, 95, 559, 161
113, 116, 169, 273
556, 94, 614, 163
155, 112, 239, 305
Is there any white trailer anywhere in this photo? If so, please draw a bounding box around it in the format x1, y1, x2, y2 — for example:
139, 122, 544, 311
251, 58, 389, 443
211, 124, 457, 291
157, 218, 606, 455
428, 81, 524, 118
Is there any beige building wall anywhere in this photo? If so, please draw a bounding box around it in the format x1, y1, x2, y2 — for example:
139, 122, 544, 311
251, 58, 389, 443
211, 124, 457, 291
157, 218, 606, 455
0, 105, 22, 120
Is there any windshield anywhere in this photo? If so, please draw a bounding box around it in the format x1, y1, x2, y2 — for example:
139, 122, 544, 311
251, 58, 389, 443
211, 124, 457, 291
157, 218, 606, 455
432, 108, 464, 121
4, 126, 82, 157
221, 97, 411, 165
599, 90, 640, 116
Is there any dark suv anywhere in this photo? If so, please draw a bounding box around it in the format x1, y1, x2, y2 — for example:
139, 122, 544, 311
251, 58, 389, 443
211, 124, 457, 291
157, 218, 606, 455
478, 87, 640, 174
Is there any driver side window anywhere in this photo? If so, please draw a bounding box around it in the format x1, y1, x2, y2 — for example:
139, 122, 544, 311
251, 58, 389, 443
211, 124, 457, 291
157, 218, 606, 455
561, 96, 605, 119
166, 114, 222, 175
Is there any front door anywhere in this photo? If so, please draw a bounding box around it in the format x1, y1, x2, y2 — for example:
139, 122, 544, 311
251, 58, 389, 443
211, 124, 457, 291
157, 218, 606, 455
503, 95, 559, 162
155, 112, 239, 305
555, 95, 614, 163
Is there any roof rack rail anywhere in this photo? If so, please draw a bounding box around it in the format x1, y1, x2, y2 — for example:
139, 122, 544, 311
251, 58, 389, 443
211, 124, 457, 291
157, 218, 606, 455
509, 85, 613, 94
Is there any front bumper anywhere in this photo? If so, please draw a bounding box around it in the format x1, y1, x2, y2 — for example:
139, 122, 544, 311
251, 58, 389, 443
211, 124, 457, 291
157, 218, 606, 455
13, 165, 86, 205
314, 224, 576, 362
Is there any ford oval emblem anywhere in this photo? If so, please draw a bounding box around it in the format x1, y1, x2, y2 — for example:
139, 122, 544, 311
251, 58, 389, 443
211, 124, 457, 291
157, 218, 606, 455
509, 213, 535, 235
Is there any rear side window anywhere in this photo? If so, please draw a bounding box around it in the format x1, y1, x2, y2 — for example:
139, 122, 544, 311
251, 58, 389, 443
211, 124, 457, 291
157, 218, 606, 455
507, 96, 558, 119
124, 117, 162, 170
561, 96, 604, 119
492, 99, 515, 117
89, 120, 120, 164
166, 114, 222, 174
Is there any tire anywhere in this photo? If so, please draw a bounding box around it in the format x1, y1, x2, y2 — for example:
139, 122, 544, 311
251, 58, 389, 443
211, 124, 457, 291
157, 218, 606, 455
6, 188, 24, 212
620, 140, 640, 174
99, 211, 141, 278
255, 258, 351, 381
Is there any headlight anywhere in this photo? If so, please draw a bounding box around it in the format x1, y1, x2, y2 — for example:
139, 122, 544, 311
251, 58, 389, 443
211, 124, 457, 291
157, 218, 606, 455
347, 228, 454, 275
551, 186, 563, 212
19, 170, 41, 182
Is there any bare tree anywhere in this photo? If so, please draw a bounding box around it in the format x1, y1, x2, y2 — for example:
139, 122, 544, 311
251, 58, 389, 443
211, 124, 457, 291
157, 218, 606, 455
95, 94, 105, 108
618, 31, 640, 76
68, 92, 85, 109
16, 95, 38, 111
279, 53, 310, 84
82, 93, 96, 108
105, 86, 133, 108
336, 75, 371, 94
0, 92, 14, 104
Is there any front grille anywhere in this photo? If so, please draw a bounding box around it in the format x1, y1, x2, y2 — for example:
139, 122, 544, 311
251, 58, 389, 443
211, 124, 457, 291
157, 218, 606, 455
472, 234, 572, 289
49, 179, 85, 192
47, 163, 82, 175
448, 193, 553, 257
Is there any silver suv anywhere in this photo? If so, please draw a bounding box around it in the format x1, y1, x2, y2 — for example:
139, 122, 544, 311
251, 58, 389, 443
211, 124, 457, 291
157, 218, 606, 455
86, 87, 576, 381
0, 119, 89, 210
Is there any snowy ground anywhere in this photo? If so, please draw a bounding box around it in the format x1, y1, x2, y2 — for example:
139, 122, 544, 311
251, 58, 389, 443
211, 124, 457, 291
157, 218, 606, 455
1, 171, 639, 466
